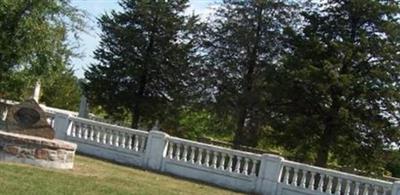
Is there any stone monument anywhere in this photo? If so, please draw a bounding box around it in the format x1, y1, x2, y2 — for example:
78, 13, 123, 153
0, 99, 76, 169
5, 99, 54, 139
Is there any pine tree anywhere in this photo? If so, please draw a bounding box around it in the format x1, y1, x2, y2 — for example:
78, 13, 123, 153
202, 0, 296, 147
84, 0, 202, 128
270, 0, 400, 171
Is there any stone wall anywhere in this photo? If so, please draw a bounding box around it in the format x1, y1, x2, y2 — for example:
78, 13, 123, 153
0, 131, 76, 169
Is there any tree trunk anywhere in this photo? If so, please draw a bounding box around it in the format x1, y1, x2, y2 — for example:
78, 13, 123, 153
315, 125, 334, 167
131, 103, 140, 129
233, 107, 248, 148
232, 5, 263, 149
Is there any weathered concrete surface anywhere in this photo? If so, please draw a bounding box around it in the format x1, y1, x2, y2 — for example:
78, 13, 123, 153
5, 99, 54, 139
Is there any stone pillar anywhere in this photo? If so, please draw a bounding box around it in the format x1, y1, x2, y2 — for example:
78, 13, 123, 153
32, 80, 41, 102
392, 181, 400, 195
143, 129, 169, 171
53, 113, 71, 140
255, 154, 284, 195
78, 96, 89, 118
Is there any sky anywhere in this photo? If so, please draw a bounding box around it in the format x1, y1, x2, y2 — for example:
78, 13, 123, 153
70, 0, 218, 78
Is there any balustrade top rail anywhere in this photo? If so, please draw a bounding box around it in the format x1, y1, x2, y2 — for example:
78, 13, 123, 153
69, 116, 149, 136
282, 160, 392, 187
169, 136, 262, 160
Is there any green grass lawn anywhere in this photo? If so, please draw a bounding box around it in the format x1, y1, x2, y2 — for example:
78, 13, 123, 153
0, 155, 243, 195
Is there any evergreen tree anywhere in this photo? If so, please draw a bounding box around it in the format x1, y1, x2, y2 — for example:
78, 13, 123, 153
202, 0, 295, 147
84, 0, 202, 128
270, 0, 400, 171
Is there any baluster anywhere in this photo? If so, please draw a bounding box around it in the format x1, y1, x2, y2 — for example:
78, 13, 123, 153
100, 127, 106, 144
250, 159, 257, 176
108, 130, 113, 145
317, 174, 325, 192
114, 131, 120, 147
71, 122, 76, 137
77, 123, 82, 138
196, 148, 203, 165
211, 151, 218, 169
182, 145, 188, 162
308, 172, 315, 190
372, 186, 378, 195
204, 150, 210, 167
242, 158, 249, 175
218, 153, 226, 170
234, 156, 242, 173
66, 120, 74, 136
354, 182, 360, 195
283, 167, 290, 185
227, 155, 233, 172
189, 146, 195, 164
120, 133, 126, 148
292, 168, 298, 186
363, 184, 369, 195
300, 170, 306, 188
96, 127, 101, 143
89, 126, 95, 141
168, 142, 174, 159
335, 178, 342, 195
133, 135, 139, 151
83, 124, 88, 139
326, 176, 333, 194
175, 143, 181, 160
168, 143, 174, 159
126, 133, 132, 150
344, 180, 351, 195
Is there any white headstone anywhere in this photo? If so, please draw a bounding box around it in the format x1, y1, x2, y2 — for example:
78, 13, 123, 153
32, 81, 41, 102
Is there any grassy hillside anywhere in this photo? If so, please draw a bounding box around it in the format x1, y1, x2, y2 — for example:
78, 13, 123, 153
0, 155, 242, 195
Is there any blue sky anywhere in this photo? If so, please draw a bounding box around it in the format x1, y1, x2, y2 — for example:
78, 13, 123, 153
70, 0, 218, 78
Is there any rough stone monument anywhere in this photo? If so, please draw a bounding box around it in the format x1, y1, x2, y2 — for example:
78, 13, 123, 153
5, 99, 54, 139
0, 99, 76, 169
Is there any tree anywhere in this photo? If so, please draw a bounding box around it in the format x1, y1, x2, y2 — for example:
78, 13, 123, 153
270, 0, 400, 171
40, 67, 81, 111
202, 0, 295, 147
84, 0, 202, 129
0, 0, 84, 104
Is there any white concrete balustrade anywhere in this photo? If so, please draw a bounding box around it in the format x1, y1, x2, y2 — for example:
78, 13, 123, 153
278, 160, 393, 195
67, 116, 147, 153
1, 99, 400, 195
166, 136, 261, 176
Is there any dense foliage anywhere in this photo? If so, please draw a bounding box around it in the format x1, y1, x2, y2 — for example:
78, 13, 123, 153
0, 0, 83, 110
268, 0, 400, 171
201, 0, 296, 147
84, 0, 202, 128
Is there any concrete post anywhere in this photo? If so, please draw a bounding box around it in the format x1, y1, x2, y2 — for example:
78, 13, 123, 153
78, 96, 89, 118
32, 80, 41, 102
255, 154, 284, 195
392, 181, 400, 195
143, 130, 169, 171
53, 113, 71, 140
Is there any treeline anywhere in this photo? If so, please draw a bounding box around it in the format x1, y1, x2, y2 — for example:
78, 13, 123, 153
1, 0, 399, 175
84, 0, 400, 174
